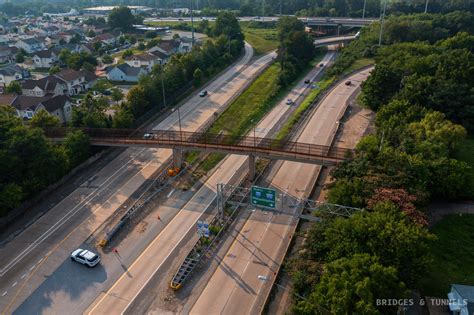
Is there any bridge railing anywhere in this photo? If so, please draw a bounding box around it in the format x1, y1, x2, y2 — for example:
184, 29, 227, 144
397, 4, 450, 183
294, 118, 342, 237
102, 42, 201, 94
43, 128, 354, 161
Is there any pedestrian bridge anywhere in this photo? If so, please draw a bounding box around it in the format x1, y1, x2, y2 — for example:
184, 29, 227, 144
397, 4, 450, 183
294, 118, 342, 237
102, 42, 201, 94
44, 128, 354, 173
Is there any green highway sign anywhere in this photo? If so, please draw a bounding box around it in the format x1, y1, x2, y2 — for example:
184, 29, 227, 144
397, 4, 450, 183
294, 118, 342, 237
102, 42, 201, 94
251, 186, 276, 209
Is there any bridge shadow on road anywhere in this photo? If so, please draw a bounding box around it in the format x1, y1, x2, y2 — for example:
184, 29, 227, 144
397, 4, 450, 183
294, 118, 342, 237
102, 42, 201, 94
13, 256, 107, 315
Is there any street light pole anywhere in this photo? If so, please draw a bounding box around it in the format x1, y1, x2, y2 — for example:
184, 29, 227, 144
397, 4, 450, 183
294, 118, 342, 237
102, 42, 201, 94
424, 0, 429, 13
191, 0, 195, 47
362, 0, 367, 19
378, 0, 387, 46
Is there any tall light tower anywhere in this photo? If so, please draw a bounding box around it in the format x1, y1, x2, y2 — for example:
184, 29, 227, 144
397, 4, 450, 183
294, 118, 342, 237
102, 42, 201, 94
424, 0, 429, 13
378, 0, 387, 46
362, 0, 367, 19
191, 0, 195, 46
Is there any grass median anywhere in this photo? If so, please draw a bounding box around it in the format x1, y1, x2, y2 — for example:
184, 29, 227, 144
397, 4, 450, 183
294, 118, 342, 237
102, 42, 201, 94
241, 27, 278, 55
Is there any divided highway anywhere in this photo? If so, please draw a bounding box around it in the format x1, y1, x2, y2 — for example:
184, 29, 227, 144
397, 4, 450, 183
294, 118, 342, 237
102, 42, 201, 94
0, 43, 277, 314
86, 52, 336, 315
188, 68, 373, 314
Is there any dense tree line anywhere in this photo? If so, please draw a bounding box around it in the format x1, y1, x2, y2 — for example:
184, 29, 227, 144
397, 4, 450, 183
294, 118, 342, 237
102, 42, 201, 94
0, 106, 90, 216
276, 17, 316, 86
288, 13, 474, 314
2, 0, 472, 18
328, 10, 474, 76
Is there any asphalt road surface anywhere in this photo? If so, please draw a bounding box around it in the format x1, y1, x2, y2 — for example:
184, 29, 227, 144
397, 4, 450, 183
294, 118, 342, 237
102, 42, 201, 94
189, 67, 373, 315
84, 51, 335, 315
0, 43, 278, 314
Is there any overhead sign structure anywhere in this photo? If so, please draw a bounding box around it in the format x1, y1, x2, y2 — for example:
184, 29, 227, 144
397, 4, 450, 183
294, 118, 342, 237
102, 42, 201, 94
251, 186, 276, 209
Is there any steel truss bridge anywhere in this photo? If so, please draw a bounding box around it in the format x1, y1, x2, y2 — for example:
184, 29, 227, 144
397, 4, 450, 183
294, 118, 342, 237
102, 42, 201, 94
44, 128, 354, 168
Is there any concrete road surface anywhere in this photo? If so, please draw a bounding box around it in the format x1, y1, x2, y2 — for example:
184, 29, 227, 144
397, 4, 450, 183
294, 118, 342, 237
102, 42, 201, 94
85, 52, 335, 315
189, 68, 372, 315
0, 44, 277, 314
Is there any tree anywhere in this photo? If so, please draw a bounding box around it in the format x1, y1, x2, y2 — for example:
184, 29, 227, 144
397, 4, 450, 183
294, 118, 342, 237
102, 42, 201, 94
30, 109, 60, 128
112, 107, 134, 128
122, 49, 133, 59
5, 81, 22, 95
110, 88, 124, 104
305, 202, 434, 287
15, 52, 24, 63
108, 6, 139, 31
101, 54, 113, 64
193, 68, 203, 86
145, 30, 157, 38
87, 30, 96, 38
49, 65, 61, 75
213, 11, 244, 50
63, 130, 90, 167
137, 42, 146, 50
295, 254, 407, 315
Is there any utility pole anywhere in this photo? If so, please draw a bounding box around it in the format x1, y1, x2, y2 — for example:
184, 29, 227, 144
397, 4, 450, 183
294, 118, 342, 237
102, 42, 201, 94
362, 0, 367, 19
378, 0, 387, 46
160, 67, 166, 108
424, 0, 429, 13
279, 0, 282, 17
191, 0, 195, 46
262, 0, 265, 18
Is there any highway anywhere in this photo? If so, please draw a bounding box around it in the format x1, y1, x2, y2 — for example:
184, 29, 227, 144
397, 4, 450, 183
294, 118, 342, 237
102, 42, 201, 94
144, 16, 376, 26
85, 51, 336, 315
188, 67, 373, 315
0, 43, 277, 314
314, 35, 356, 47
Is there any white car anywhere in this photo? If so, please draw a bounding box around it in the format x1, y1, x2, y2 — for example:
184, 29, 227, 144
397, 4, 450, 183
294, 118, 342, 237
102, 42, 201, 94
286, 99, 293, 105
71, 249, 100, 267
143, 133, 154, 139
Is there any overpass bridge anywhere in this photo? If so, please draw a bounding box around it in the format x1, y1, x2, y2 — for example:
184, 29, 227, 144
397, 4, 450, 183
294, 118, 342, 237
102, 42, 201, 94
44, 128, 353, 178
305, 17, 376, 27
314, 35, 357, 47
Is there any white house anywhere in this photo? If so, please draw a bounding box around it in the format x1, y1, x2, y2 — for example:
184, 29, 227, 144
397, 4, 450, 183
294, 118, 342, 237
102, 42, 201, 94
15, 37, 46, 54
125, 52, 165, 71
32, 49, 58, 68
0, 46, 18, 63
2, 94, 73, 123
0, 65, 26, 88
448, 284, 474, 315
106, 63, 148, 82
22, 75, 66, 97
54, 69, 86, 95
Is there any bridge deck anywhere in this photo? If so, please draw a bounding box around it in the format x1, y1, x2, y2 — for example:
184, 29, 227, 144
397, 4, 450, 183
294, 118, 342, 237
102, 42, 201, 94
44, 128, 354, 166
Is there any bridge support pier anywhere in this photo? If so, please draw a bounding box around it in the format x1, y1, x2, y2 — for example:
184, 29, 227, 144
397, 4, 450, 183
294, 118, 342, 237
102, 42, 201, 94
173, 148, 183, 169
248, 154, 255, 181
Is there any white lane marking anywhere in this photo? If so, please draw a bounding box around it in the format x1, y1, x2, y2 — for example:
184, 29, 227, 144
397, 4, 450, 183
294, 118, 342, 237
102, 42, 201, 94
0, 149, 147, 277
20, 274, 26, 279
166, 189, 175, 199
11, 282, 17, 287
29, 266, 35, 271
2, 291, 6, 297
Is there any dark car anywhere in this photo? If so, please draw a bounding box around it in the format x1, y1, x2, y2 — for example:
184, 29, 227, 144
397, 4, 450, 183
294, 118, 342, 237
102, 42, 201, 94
345, 80, 351, 86
319, 63, 324, 67
304, 79, 310, 84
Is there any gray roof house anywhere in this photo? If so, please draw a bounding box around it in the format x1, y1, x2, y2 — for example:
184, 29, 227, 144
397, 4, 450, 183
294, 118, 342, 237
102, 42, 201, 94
106, 63, 148, 82
448, 284, 474, 315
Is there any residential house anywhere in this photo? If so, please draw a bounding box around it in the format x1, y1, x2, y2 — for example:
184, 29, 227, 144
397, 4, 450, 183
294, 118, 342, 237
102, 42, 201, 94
32, 49, 58, 68
157, 39, 180, 55
448, 284, 474, 315
0, 46, 18, 63
81, 70, 97, 90
125, 52, 165, 70
54, 69, 86, 95
106, 63, 148, 82
0, 64, 28, 89
22, 75, 66, 97
15, 37, 46, 54
1, 94, 72, 123
94, 33, 117, 46
178, 36, 194, 53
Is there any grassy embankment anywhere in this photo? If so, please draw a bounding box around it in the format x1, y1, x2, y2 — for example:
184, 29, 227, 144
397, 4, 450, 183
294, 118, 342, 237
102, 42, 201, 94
241, 27, 278, 55
188, 52, 326, 173
421, 214, 474, 297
